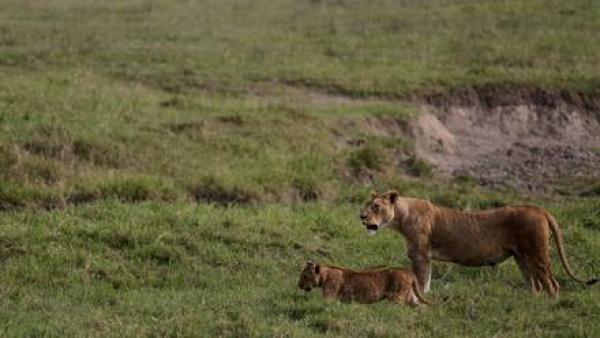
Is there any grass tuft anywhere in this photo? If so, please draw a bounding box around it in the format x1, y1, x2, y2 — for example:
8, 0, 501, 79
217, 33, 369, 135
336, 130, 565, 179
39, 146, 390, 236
347, 143, 390, 173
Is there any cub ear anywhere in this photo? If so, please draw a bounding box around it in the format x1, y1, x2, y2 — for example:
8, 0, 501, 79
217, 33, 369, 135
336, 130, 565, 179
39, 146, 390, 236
386, 190, 399, 204
314, 264, 321, 274
370, 190, 378, 199
305, 261, 314, 268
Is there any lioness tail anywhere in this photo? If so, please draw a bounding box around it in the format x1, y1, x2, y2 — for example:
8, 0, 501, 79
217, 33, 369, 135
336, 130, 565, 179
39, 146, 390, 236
546, 213, 597, 285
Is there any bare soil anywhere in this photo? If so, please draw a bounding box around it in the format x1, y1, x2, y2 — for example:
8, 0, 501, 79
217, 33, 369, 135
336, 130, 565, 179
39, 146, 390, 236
407, 89, 600, 194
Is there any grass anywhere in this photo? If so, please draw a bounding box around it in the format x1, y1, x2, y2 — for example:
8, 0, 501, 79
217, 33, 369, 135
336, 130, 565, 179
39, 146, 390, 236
0, 201, 598, 337
2, 0, 600, 95
0, 69, 421, 208
0, 0, 599, 337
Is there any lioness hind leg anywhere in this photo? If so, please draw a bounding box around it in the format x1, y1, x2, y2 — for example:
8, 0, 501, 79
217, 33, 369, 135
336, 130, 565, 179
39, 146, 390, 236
522, 259, 559, 296
534, 266, 559, 296
550, 275, 560, 295
532, 273, 558, 296
515, 257, 539, 293
539, 265, 560, 295
531, 253, 559, 296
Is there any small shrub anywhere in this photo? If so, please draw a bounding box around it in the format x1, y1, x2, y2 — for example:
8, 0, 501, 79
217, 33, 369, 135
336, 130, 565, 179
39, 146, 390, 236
430, 193, 464, 209
293, 177, 321, 201
579, 183, 600, 197
474, 198, 507, 210
347, 143, 389, 172
404, 155, 435, 177
452, 174, 478, 185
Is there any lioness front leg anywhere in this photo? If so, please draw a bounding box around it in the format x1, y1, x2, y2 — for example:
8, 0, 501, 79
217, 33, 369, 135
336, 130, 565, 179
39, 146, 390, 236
409, 249, 431, 293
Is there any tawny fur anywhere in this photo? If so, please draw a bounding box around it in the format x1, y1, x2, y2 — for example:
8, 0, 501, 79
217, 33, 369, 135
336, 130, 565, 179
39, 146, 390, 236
297, 262, 431, 306
359, 190, 597, 296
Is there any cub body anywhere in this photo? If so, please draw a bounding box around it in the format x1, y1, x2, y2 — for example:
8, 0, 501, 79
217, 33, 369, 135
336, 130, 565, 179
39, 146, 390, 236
297, 262, 430, 306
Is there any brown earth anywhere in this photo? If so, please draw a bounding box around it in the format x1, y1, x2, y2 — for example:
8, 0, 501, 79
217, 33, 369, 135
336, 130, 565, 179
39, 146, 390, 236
259, 83, 600, 195
407, 88, 600, 194
322, 85, 600, 195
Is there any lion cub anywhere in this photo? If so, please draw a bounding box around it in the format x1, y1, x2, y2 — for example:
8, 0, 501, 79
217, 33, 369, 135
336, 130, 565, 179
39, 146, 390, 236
297, 261, 431, 306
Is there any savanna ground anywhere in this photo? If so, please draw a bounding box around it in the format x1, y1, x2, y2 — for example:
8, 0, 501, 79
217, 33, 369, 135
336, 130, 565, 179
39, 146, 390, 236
0, 0, 599, 337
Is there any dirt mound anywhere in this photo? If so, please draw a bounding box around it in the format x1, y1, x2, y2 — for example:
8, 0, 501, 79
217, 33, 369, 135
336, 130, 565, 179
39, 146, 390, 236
407, 90, 600, 194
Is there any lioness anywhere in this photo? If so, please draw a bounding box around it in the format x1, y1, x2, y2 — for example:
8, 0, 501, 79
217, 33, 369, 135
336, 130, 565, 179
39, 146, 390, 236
297, 261, 431, 306
360, 190, 597, 295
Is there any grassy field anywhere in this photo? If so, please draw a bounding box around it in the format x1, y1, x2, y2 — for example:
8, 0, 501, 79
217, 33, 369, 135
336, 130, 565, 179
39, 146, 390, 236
0, 0, 599, 337
1, 200, 598, 337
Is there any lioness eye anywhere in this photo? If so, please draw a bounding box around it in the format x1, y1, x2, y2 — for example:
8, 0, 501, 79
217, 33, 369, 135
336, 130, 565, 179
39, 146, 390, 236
372, 204, 379, 211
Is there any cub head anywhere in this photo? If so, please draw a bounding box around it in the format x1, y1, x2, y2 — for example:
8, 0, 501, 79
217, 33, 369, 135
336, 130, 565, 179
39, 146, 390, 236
298, 261, 321, 292
359, 190, 399, 235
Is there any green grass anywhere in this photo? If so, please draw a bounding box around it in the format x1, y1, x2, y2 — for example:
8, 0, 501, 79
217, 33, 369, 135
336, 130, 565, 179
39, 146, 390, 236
2, 0, 600, 95
0, 201, 598, 337
0, 0, 599, 336
0, 68, 422, 207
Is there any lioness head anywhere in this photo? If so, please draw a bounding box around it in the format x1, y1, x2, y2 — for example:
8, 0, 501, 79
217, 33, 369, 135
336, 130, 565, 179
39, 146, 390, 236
359, 190, 399, 234
298, 261, 321, 292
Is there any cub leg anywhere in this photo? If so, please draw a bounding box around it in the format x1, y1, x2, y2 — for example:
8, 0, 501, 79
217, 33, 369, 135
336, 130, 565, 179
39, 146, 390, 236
390, 285, 416, 306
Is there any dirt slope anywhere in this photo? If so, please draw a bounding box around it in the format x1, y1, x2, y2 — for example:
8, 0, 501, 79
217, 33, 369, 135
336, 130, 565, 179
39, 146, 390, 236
407, 90, 600, 194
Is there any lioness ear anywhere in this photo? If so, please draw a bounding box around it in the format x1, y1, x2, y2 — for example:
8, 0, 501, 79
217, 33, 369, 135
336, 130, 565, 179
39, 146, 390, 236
370, 190, 378, 199
314, 264, 321, 274
386, 190, 399, 204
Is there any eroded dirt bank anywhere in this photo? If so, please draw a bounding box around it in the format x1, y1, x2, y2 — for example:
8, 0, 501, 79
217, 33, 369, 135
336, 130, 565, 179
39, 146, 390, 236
407, 88, 600, 194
